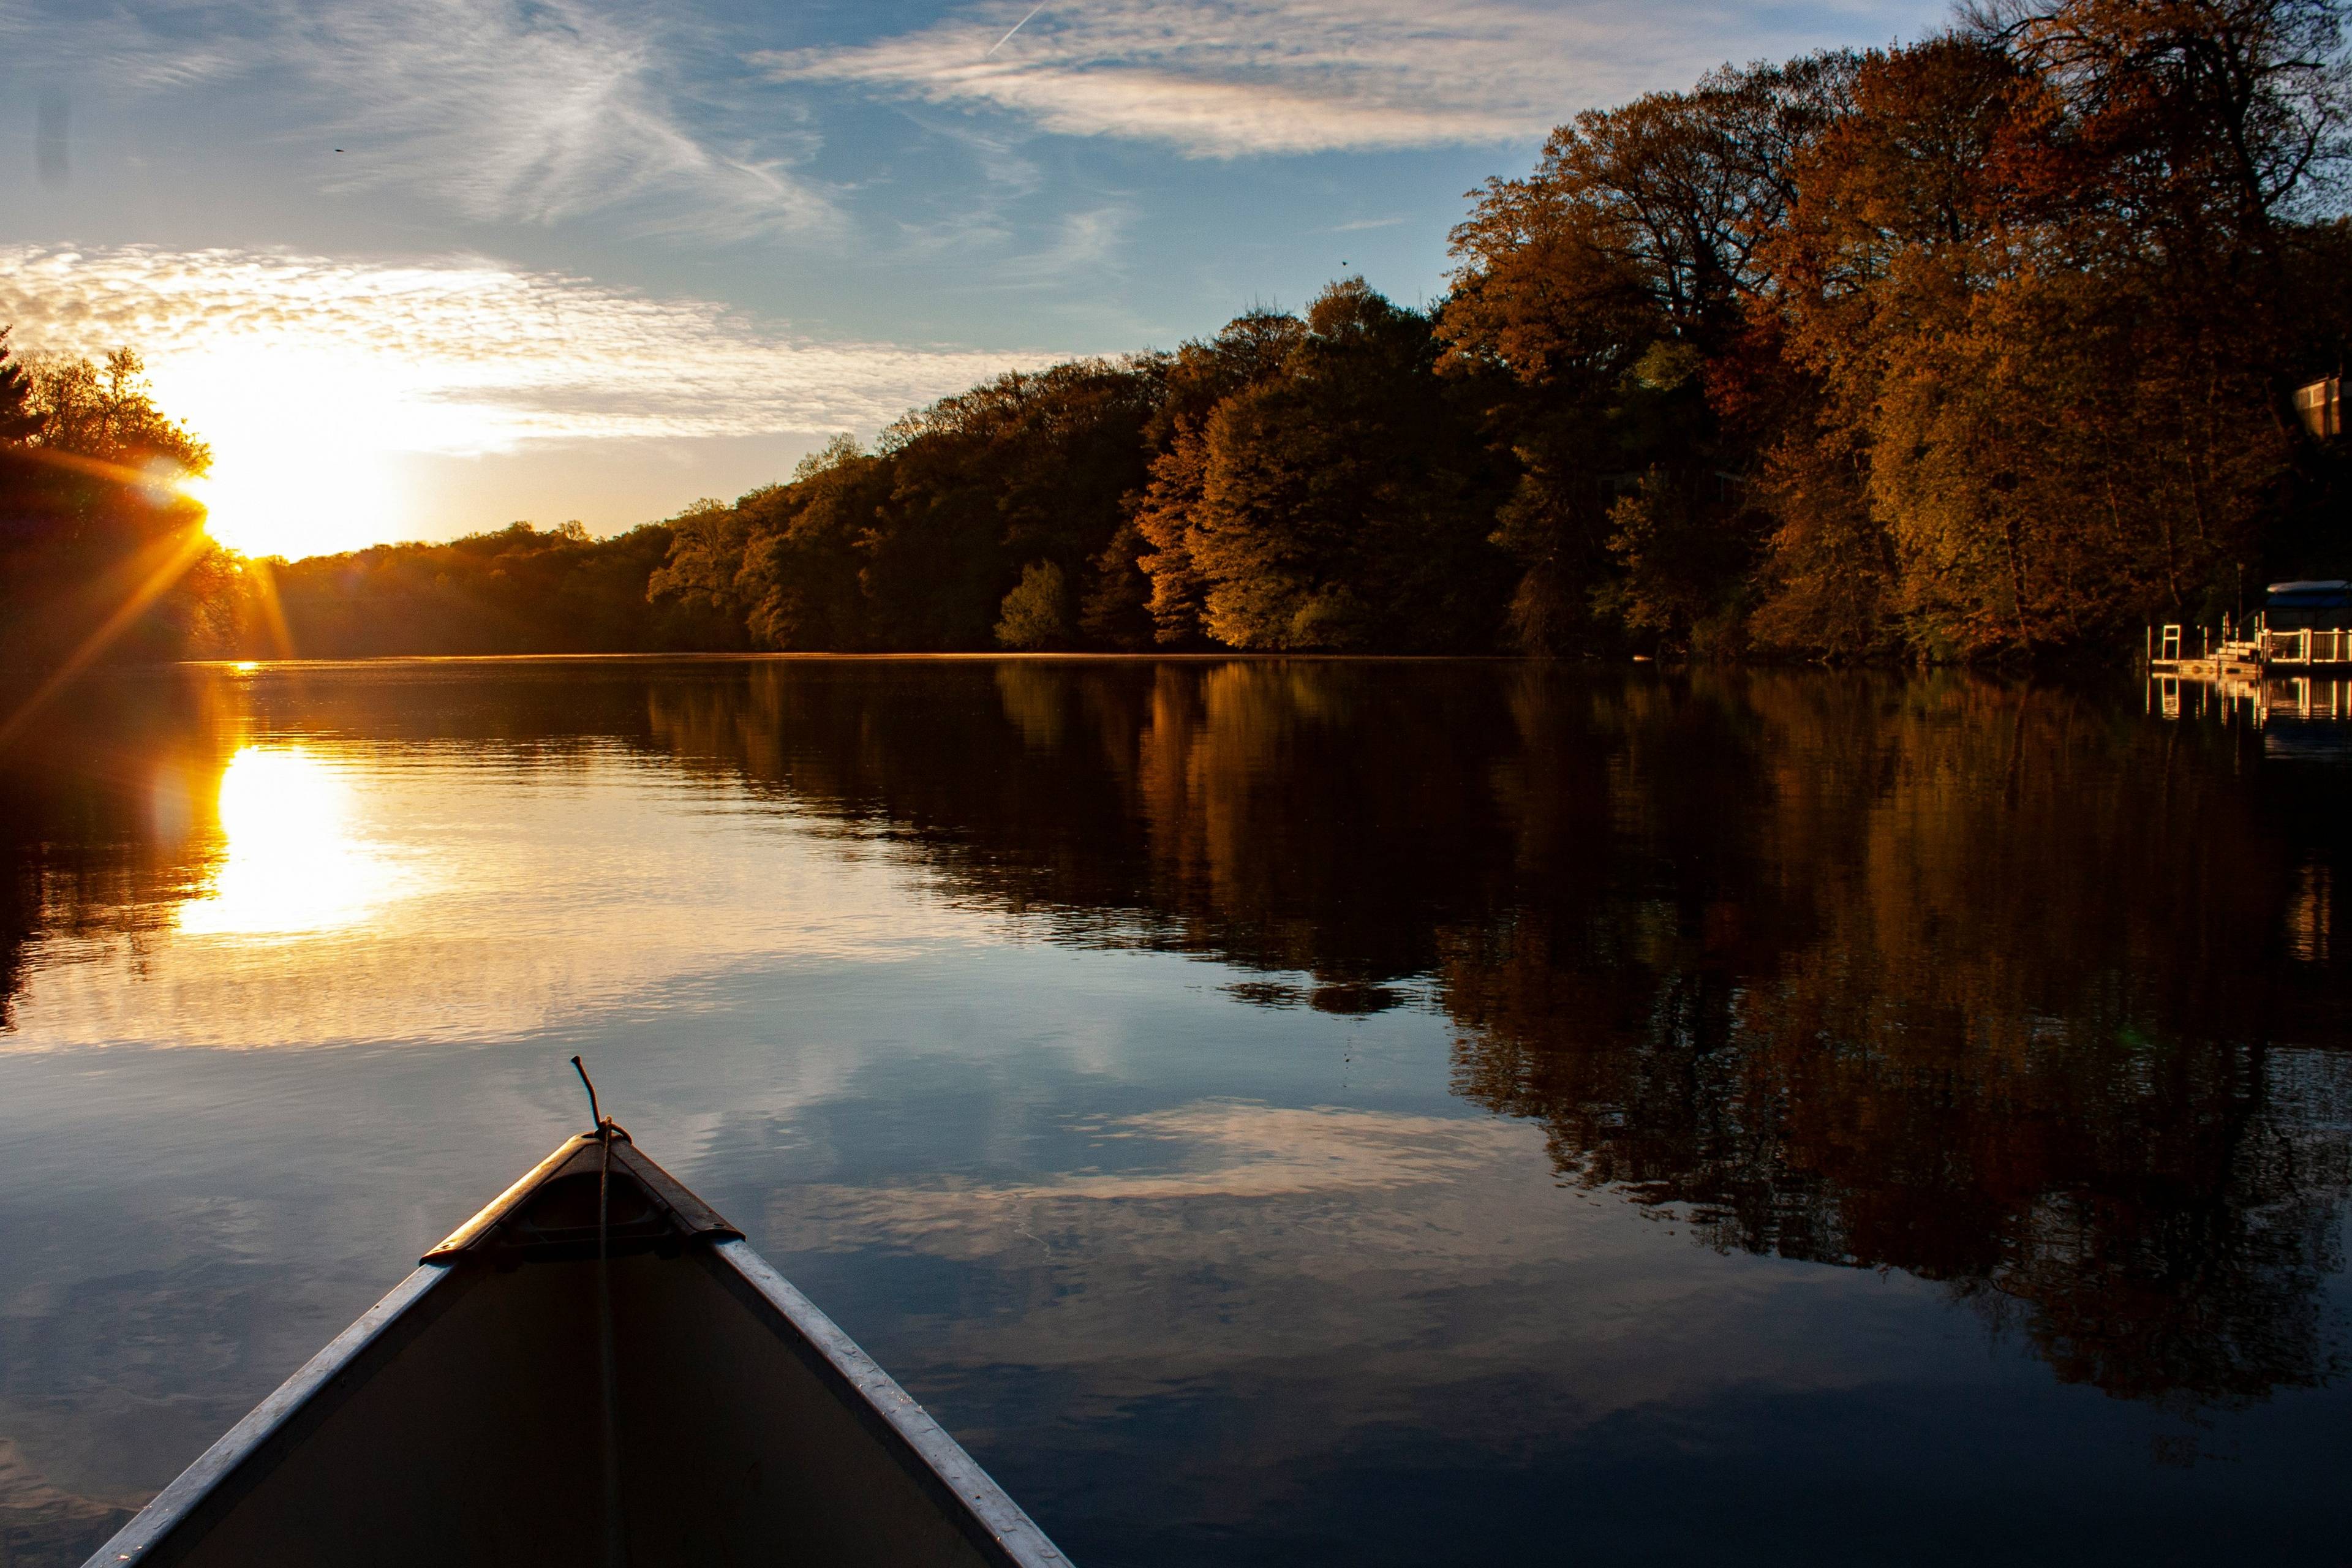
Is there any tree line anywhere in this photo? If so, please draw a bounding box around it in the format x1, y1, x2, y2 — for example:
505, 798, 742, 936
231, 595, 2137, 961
657, 0, 2352, 664
7, 0, 2352, 669
240, 523, 743, 658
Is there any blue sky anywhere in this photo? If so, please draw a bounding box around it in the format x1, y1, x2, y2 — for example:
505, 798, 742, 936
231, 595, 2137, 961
0, 0, 1944, 556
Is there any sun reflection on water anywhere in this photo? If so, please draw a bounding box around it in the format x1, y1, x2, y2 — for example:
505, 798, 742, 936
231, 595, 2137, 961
177, 747, 412, 937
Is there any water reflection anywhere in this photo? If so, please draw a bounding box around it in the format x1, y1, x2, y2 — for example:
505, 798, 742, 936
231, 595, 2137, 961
177, 748, 413, 937
1, 658, 2348, 1562
633, 663, 2352, 1407
0, 673, 235, 1030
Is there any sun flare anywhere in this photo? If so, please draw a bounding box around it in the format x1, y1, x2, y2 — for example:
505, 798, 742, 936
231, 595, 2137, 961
178, 747, 414, 937
186, 438, 407, 560
129, 337, 424, 560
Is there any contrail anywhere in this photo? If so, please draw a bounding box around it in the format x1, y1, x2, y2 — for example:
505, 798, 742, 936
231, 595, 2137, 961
986, 1, 1048, 56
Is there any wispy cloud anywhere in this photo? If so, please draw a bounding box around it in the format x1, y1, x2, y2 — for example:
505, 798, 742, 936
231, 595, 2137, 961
0, 244, 1060, 453
293, 0, 837, 235
982, 203, 1137, 288
761, 0, 1912, 159
5, 0, 835, 239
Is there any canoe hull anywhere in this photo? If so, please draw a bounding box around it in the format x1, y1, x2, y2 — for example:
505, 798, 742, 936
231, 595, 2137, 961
88, 1134, 1065, 1568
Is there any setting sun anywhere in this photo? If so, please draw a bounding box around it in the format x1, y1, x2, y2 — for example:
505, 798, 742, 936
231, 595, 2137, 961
148, 344, 416, 560
187, 439, 406, 559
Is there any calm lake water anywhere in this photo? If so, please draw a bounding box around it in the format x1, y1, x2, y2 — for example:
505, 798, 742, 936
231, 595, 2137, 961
2, 657, 2347, 1566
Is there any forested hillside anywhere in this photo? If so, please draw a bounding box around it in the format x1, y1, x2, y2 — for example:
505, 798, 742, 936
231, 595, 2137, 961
652, 0, 2352, 663
7, 0, 2351, 669
247, 524, 744, 657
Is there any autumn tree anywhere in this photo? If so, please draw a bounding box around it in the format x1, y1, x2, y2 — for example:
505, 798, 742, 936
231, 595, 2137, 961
862, 361, 1162, 649
236, 1, 2352, 665
1745, 37, 2053, 656
1142, 281, 1509, 651
650, 434, 899, 651
1125, 309, 1305, 647
1439, 56, 1855, 654
655, 363, 1168, 653
1749, 0, 2351, 660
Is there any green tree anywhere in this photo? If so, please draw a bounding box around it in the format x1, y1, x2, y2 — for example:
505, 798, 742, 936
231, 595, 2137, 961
995, 560, 1072, 649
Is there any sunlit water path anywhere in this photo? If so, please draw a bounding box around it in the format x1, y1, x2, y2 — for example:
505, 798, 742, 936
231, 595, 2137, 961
1, 658, 2346, 1565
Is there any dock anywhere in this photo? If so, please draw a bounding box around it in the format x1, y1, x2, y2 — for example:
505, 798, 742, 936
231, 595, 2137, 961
2147, 622, 2264, 682
2146, 592, 2352, 684
2149, 653, 2264, 680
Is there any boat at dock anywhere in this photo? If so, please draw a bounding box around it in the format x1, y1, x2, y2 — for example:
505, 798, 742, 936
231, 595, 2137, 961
83, 1128, 1068, 1568
2148, 581, 2352, 680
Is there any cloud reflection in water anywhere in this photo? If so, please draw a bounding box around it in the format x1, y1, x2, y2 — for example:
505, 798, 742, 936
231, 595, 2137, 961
1, 659, 2349, 1567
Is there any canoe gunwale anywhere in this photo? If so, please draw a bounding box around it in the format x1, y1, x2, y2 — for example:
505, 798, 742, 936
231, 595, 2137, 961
705, 1236, 1068, 1568
83, 1262, 454, 1567
423, 1127, 738, 1261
